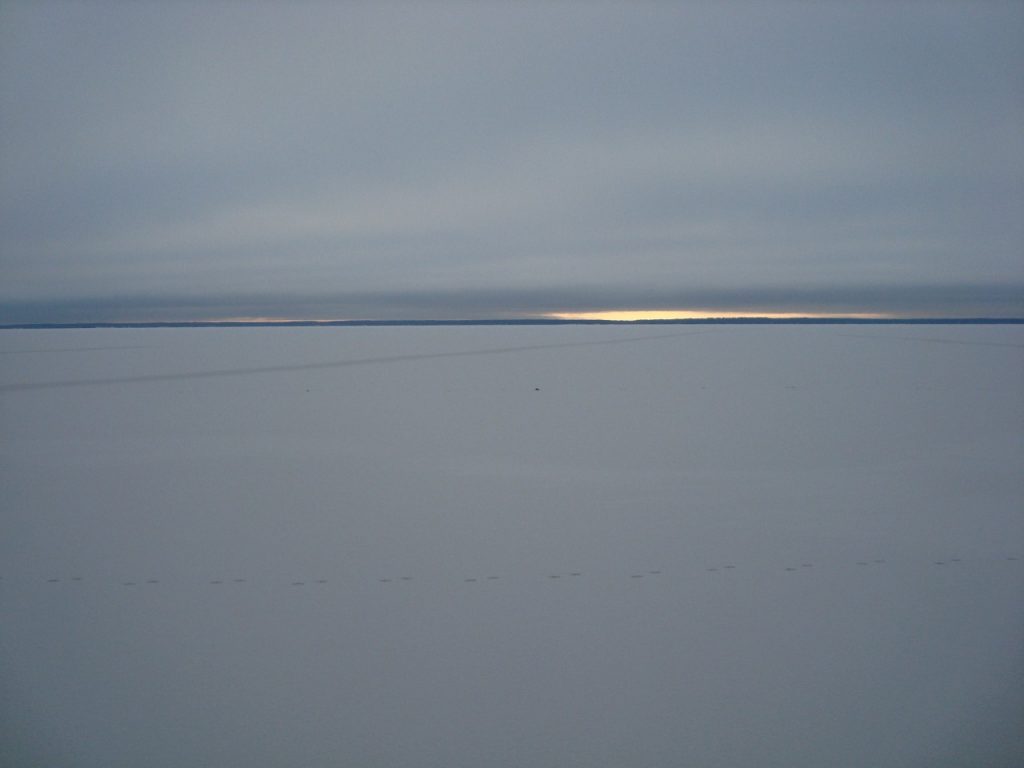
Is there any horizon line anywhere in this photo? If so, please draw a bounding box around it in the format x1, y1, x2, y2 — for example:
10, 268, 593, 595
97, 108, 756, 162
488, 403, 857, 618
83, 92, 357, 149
3, 317, 1023, 330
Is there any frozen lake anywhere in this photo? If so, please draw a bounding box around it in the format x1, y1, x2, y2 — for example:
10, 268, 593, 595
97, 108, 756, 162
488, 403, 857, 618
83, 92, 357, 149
2, 325, 1022, 767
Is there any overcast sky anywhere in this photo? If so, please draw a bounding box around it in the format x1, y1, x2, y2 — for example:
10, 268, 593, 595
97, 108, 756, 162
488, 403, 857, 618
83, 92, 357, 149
1, 1, 1022, 322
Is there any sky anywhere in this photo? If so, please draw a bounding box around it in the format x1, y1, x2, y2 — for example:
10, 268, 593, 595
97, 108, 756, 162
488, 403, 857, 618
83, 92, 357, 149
1, 0, 1022, 323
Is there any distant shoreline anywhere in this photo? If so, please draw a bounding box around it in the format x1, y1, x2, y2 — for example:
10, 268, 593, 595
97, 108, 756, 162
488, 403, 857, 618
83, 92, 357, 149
2, 318, 1022, 329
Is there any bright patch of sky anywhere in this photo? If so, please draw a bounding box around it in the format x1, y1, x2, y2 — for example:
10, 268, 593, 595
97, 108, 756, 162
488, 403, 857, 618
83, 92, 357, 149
548, 310, 891, 322
1, 1, 1022, 321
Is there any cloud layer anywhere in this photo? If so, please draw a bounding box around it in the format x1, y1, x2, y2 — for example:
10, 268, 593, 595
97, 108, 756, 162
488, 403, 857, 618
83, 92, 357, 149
2, 2, 1022, 320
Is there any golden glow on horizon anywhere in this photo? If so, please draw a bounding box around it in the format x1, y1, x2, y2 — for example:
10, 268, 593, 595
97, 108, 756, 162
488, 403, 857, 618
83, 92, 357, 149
546, 309, 893, 321
194, 310, 897, 323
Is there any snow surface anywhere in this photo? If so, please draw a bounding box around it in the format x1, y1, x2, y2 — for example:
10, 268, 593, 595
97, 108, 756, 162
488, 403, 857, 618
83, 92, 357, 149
1, 325, 1022, 767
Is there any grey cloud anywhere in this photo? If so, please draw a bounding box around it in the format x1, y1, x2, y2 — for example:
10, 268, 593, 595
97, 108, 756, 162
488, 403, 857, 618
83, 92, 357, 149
1, 2, 1022, 319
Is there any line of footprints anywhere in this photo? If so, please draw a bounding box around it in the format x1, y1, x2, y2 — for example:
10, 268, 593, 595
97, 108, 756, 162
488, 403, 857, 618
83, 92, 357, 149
9, 556, 1019, 588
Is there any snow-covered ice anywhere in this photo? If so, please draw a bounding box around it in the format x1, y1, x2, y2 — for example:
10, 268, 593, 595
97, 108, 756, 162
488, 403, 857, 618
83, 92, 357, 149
1, 325, 1022, 767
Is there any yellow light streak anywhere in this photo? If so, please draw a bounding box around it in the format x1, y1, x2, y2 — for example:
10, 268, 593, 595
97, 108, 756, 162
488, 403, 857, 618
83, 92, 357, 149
546, 310, 892, 321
